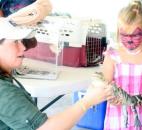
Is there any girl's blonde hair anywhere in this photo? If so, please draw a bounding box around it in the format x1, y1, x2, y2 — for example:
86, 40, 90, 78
119, 0, 142, 24
116, 0, 142, 43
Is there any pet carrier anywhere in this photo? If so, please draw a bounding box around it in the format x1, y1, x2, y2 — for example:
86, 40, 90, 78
59, 19, 107, 67
24, 17, 64, 65
24, 17, 107, 67
16, 18, 64, 80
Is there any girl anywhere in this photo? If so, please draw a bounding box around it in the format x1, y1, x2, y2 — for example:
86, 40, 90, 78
103, 0, 142, 129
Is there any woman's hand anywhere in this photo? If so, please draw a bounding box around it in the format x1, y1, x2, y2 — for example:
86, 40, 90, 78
82, 83, 114, 109
108, 97, 123, 106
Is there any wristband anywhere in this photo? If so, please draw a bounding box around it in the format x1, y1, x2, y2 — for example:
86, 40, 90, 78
78, 100, 87, 112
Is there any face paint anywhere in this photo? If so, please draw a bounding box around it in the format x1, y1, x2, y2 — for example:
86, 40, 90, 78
119, 27, 142, 50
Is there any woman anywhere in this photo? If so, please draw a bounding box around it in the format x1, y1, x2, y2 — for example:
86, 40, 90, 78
0, 17, 113, 130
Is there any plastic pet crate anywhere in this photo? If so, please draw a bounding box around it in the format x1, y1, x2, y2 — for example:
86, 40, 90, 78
73, 91, 107, 130
24, 17, 107, 67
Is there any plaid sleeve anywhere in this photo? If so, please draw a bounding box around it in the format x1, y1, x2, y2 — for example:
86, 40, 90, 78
0, 80, 48, 130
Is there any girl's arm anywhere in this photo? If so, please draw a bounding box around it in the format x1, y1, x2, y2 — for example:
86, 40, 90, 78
102, 54, 123, 105
102, 54, 114, 82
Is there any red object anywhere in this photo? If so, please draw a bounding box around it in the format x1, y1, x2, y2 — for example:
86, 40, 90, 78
24, 37, 107, 67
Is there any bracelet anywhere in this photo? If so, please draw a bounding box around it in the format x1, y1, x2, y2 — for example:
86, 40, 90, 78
78, 100, 87, 112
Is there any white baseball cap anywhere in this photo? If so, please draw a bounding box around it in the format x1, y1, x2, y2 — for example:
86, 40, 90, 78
0, 18, 35, 40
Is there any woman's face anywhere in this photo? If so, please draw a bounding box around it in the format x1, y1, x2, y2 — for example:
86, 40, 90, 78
0, 39, 26, 72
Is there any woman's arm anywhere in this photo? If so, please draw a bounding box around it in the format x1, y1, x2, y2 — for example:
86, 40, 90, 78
37, 83, 113, 130
38, 100, 86, 130
36, 52, 114, 130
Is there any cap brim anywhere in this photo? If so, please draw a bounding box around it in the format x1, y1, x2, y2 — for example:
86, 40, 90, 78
5, 28, 35, 40
0, 18, 35, 40
6, 29, 35, 40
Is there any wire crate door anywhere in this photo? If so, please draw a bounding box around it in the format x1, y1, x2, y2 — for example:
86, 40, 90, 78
85, 37, 107, 66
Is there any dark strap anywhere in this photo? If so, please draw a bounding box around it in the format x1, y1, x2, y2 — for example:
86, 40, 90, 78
12, 76, 32, 97
12, 76, 26, 90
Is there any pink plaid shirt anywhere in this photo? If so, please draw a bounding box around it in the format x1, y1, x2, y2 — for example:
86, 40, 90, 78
104, 48, 142, 130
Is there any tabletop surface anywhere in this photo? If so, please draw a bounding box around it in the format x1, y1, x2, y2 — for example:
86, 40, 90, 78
17, 58, 101, 97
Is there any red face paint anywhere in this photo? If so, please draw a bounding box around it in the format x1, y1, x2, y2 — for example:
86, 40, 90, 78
119, 27, 142, 50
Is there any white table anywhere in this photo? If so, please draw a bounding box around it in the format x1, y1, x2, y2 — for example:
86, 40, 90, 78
17, 58, 101, 97
17, 58, 101, 111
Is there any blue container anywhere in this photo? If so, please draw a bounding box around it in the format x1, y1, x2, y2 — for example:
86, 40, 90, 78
73, 91, 107, 130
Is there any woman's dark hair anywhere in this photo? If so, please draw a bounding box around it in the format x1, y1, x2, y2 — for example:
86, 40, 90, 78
0, 38, 37, 50
0, 38, 5, 44
22, 37, 37, 51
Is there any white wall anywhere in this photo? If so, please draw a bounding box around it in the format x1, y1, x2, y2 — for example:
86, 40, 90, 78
51, 0, 130, 33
